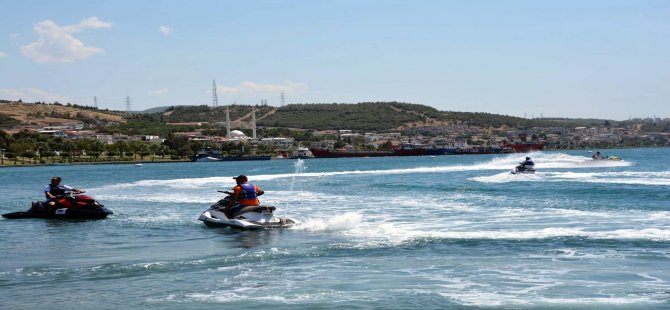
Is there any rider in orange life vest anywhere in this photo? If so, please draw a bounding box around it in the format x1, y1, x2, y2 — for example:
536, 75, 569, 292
224, 175, 264, 218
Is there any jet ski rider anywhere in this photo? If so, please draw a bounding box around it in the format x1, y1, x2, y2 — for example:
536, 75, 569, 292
517, 156, 535, 172
44, 176, 83, 208
223, 175, 264, 219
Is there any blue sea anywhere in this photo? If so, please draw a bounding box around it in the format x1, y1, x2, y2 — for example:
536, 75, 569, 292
1, 148, 669, 309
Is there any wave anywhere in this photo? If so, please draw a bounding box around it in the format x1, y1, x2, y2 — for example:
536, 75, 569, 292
438, 289, 667, 307
291, 211, 670, 246
472, 170, 670, 186
88, 152, 630, 194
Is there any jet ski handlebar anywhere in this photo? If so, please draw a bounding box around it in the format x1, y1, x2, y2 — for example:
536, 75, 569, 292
57, 190, 86, 198
217, 190, 263, 196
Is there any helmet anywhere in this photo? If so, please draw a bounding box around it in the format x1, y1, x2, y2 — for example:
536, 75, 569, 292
233, 175, 248, 182
525, 157, 531, 160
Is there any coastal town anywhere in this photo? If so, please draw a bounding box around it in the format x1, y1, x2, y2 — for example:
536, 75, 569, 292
1, 101, 668, 164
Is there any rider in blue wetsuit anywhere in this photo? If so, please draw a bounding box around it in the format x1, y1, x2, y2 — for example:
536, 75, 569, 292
517, 156, 535, 172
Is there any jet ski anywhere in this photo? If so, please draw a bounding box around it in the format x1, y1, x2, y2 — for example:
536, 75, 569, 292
198, 191, 298, 230
592, 155, 622, 161
2, 192, 112, 220
511, 165, 536, 174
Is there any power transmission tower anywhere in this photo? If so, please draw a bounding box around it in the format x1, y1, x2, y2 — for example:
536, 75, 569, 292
125, 96, 132, 113
280, 92, 285, 106
212, 80, 218, 107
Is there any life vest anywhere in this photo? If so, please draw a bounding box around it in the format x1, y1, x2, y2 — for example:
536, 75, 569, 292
47, 184, 66, 197
236, 183, 259, 206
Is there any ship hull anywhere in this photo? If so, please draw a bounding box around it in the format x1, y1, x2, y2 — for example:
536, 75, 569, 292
309, 148, 427, 158
504, 143, 544, 152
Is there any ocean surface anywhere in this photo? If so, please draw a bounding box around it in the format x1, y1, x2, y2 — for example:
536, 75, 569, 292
1, 148, 669, 309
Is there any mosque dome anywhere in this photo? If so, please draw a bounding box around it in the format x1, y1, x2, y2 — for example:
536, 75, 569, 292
230, 130, 246, 138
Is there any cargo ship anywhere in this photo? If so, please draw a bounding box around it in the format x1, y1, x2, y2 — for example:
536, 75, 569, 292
308, 147, 427, 158
502, 143, 544, 153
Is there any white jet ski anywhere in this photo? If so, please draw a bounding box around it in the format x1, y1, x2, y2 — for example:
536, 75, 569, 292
198, 191, 299, 230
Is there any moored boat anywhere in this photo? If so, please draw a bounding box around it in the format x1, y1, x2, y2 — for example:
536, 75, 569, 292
191, 147, 271, 162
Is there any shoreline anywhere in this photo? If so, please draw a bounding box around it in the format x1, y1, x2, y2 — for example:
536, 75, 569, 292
2, 146, 663, 168
0, 158, 189, 168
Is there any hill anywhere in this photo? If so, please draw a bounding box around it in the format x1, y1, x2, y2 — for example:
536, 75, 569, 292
0, 101, 125, 129
160, 102, 614, 131
1, 99, 619, 133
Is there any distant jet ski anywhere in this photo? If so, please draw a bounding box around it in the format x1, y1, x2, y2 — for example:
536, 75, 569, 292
591, 151, 622, 161
511, 165, 536, 174
2, 193, 112, 220
512, 157, 536, 174
596, 155, 622, 161
592, 155, 623, 161
198, 191, 298, 230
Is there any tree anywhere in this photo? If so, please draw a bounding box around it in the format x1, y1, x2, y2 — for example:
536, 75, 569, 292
115, 140, 128, 158
9, 140, 35, 157
128, 140, 147, 159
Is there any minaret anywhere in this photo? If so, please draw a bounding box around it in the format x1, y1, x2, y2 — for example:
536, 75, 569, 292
252, 107, 257, 140
225, 106, 231, 138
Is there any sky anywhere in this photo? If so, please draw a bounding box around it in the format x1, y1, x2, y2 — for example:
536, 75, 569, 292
1, 0, 669, 120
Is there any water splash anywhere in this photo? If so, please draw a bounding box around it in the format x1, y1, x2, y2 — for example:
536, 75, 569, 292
294, 212, 362, 232
289, 158, 307, 192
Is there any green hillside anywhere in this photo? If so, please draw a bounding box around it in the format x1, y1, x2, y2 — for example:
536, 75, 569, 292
258, 102, 425, 131
1, 100, 624, 134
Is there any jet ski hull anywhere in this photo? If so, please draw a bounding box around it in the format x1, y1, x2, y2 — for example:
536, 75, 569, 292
2, 207, 113, 219
511, 168, 536, 174
198, 208, 298, 230
2, 200, 112, 220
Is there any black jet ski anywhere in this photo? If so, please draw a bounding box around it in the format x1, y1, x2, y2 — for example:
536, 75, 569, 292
2, 193, 112, 220
198, 191, 298, 230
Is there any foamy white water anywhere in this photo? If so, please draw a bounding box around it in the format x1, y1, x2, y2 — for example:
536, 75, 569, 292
1, 148, 669, 309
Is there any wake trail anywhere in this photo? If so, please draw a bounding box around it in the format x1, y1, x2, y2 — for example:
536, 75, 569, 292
91, 152, 626, 192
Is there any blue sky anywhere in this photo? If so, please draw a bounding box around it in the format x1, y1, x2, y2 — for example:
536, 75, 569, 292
1, 0, 668, 120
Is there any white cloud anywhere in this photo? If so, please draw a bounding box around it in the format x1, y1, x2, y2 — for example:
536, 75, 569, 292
0, 88, 70, 103
218, 81, 309, 95
20, 16, 112, 64
159, 26, 171, 35
148, 88, 169, 95
0, 52, 6, 58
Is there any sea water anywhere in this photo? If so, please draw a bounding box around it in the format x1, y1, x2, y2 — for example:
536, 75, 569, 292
1, 148, 668, 309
